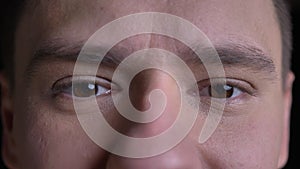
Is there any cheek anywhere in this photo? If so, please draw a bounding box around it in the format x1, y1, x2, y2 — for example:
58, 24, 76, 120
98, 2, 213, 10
193, 98, 284, 168
13, 93, 108, 169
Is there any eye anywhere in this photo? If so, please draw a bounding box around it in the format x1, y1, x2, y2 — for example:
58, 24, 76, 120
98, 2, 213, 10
207, 84, 242, 99
72, 81, 111, 97
52, 76, 112, 98
197, 79, 252, 100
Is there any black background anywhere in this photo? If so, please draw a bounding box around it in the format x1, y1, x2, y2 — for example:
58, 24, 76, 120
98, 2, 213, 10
0, 1, 299, 168
284, 0, 300, 168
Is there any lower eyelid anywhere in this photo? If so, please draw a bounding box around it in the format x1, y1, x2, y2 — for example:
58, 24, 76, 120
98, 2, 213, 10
199, 91, 251, 114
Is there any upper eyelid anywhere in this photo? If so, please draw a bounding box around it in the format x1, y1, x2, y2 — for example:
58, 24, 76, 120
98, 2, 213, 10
197, 78, 257, 96
51, 75, 112, 92
71, 75, 111, 82
53, 75, 111, 85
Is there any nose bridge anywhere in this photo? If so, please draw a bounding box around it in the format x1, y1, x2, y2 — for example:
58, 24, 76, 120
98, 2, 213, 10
127, 69, 180, 136
129, 69, 178, 112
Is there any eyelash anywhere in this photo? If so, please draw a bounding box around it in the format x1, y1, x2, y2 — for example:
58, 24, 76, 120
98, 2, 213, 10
196, 78, 256, 102
51, 76, 255, 105
52, 76, 112, 99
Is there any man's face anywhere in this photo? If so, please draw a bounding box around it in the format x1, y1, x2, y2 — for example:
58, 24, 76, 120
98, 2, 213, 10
0, 0, 294, 168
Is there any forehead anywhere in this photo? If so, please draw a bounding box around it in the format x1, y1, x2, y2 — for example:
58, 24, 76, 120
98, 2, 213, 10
26, 0, 278, 41
15, 0, 282, 80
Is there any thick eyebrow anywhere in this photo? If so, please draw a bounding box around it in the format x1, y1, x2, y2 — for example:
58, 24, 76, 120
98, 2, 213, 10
29, 40, 124, 69
195, 43, 277, 76
27, 39, 277, 80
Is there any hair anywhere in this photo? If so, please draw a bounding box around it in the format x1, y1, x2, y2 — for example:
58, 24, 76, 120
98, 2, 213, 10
0, 0, 26, 85
273, 0, 292, 81
0, 0, 293, 85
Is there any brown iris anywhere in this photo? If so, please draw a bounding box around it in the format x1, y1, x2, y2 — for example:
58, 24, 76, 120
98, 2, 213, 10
72, 82, 98, 97
209, 84, 234, 98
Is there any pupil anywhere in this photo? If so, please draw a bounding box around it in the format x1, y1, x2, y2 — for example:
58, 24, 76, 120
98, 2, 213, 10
209, 84, 234, 98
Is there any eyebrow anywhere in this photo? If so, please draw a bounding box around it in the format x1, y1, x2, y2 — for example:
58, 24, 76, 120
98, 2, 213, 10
27, 39, 277, 80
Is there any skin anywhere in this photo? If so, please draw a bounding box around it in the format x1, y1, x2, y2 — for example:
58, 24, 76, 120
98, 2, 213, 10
0, 0, 295, 168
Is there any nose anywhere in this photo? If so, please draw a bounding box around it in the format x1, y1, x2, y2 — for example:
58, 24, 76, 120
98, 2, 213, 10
106, 139, 203, 169
105, 69, 203, 169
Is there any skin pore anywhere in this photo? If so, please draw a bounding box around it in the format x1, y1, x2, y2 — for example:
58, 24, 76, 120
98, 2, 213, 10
0, 0, 295, 168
